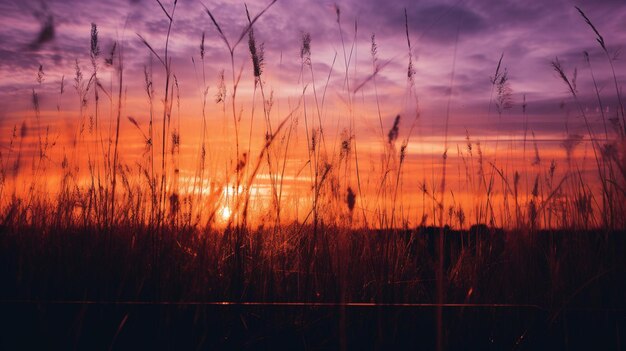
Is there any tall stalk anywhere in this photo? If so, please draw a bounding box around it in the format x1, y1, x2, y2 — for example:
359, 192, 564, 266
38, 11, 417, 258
138, 0, 178, 229
110, 40, 123, 227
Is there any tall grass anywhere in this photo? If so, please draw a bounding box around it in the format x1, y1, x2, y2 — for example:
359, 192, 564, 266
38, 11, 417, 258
0, 2, 621, 253
0, 2, 623, 313
0, 5, 625, 350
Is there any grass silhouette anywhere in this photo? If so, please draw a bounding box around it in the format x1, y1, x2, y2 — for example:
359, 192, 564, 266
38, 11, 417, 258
0, 2, 625, 349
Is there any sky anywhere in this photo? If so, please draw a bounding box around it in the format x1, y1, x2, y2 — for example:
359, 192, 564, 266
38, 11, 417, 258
0, 0, 624, 226
1, 0, 624, 125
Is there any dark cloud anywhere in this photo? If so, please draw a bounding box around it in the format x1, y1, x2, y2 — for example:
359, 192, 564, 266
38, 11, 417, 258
406, 4, 487, 43
0, 0, 625, 139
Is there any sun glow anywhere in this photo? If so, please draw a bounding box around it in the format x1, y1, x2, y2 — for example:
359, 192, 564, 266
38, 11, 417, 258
219, 206, 232, 222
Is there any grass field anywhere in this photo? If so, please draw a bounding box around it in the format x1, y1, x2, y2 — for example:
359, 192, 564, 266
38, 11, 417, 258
0, 0, 625, 349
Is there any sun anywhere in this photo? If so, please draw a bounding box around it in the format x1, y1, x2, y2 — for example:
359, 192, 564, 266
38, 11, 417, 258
219, 206, 232, 222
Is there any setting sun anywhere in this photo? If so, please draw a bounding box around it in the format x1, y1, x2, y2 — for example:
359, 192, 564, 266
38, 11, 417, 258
219, 206, 232, 222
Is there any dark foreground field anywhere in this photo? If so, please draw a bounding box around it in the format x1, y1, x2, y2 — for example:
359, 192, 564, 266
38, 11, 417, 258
1, 225, 625, 349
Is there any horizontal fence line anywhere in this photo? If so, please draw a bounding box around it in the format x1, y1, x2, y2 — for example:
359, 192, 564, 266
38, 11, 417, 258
0, 300, 568, 311
0, 300, 542, 308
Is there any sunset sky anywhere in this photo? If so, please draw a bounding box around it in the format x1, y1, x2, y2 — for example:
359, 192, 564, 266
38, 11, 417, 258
0, 0, 624, 226
1, 0, 624, 127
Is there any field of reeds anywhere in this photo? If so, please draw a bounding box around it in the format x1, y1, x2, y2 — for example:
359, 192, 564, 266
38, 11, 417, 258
0, 1, 625, 349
